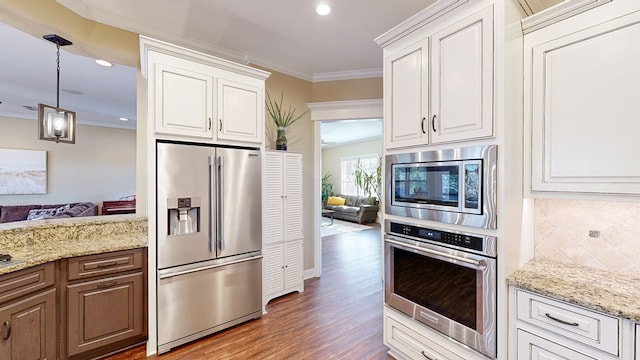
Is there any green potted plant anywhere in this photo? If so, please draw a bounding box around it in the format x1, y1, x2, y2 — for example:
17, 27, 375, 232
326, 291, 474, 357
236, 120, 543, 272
321, 172, 336, 202
266, 91, 308, 150
353, 157, 382, 204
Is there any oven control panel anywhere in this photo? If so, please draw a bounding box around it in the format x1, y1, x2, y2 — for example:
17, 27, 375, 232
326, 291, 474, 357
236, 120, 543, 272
389, 221, 485, 252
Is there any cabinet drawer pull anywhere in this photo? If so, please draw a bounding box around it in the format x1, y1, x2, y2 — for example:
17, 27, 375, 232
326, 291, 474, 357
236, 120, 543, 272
208, 117, 212, 130
545, 312, 579, 327
1, 321, 10, 340
421, 350, 436, 360
421, 117, 426, 134
97, 281, 118, 289
96, 261, 118, 268
431, 114, 437, 132
219, 119, 223, 131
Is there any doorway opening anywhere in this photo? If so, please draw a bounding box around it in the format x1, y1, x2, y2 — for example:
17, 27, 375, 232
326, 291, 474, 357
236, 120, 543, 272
306, 99, 383, 278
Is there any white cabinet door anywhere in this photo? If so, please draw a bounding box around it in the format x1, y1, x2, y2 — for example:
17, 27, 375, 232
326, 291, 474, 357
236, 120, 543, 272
384, 39, 429, 149
263, 242, 284, 297
517, 329, 597, 360
283, 240, 303, 290
263, 151, 304, 306
217, 78, 263, 143
430, 5, 493, 144
283, 153, 303, 242
527, 9, 640, 194
153, 58, 214, 138
264, 152, 284, 245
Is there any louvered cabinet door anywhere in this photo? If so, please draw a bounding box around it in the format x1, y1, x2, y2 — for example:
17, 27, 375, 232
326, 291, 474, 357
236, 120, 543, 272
283, 240, 304, 291
264, 152, 285, 245
283, 153, 303, 242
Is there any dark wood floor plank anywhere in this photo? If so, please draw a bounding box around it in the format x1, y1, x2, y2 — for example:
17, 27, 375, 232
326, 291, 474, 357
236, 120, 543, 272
105, 225, 392, 360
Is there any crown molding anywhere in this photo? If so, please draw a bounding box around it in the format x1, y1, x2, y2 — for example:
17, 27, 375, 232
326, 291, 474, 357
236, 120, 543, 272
312, 68, 382, 82
374, 0, 468, 48
306, 99, 383, 121
521, 0, 612, 34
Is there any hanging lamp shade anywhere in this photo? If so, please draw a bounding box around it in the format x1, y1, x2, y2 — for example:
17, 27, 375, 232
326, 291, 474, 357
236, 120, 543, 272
38, 34, 76, 144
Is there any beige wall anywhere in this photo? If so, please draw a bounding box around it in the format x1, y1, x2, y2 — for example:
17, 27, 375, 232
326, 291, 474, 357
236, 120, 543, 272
534, 198, 640, 275
322, 139, 382, 194
0, 116, 136, 207
311, 78, 382, 102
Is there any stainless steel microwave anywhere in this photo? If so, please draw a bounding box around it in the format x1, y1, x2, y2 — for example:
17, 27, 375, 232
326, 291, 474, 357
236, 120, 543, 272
385, 145, 497, 229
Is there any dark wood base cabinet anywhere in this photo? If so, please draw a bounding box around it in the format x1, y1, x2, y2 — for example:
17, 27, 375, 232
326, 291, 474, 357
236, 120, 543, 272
0, 263, 56, 360
62, 249, 147, 360
0, 288, 57, 360
0, 248, 147, 360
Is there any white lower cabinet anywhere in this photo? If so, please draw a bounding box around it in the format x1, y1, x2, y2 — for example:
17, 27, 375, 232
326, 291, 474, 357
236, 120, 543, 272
510, 287, 635, 360
263, 240, 303, 305
384, 307, 489, 360
517, 329, 597, 360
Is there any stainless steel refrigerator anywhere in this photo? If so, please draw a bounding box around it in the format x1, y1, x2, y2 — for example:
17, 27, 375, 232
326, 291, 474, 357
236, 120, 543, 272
156, 141, 262, 354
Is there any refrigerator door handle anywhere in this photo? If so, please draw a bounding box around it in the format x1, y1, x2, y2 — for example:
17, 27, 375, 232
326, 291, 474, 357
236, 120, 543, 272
158, 255, 263, 279
209, 155, 217, 253
218, 155, 225, 251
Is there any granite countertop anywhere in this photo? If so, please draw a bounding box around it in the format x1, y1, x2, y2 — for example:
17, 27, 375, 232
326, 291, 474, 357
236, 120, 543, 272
0, 215, 148, 275
507, 258, 640, 322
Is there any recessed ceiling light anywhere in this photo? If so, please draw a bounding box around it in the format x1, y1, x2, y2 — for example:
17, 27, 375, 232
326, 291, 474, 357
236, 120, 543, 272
119, 117, 129, 121
316, 4, 331, 15
96, 59, 112, 67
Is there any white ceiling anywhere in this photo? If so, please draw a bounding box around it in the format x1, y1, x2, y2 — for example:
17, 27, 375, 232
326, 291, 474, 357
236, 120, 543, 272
321, 119, 382, 148
0, 0, 432, 141
0, 21, 137, 129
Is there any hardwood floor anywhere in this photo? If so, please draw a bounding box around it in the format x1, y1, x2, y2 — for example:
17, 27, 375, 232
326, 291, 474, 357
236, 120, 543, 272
106, 225, 393, 360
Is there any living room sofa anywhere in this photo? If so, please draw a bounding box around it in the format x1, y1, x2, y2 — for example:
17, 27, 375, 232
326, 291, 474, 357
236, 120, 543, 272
0, 202, 98, 223
323, 194, 379, 224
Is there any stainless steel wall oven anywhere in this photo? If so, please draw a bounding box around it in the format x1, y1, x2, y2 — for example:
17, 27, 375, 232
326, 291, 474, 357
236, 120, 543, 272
385, 145, 497, 229
384, 220, 497, 358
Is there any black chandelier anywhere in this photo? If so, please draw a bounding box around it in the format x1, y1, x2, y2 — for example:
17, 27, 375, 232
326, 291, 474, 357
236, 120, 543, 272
38, 34, 76, 144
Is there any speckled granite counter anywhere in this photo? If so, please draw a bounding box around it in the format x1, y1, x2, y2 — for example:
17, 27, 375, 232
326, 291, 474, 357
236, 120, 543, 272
0, 215, 147, 275
507, 258, 640, 322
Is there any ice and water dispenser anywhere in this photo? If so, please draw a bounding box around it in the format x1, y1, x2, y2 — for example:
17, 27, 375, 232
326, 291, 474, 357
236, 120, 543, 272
167, 197, 200, 235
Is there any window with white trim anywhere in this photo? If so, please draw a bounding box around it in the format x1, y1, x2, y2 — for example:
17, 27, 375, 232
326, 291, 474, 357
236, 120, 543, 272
340, 153, 379, 196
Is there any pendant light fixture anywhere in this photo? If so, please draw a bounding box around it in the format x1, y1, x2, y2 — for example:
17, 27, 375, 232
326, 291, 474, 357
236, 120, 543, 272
38, 34, 76, 144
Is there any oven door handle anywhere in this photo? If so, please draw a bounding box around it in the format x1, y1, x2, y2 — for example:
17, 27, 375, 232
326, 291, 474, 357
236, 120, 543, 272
385, 237, 486, 269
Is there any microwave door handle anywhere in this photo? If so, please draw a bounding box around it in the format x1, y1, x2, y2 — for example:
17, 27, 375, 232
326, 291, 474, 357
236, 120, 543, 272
385, 237, 486, 269
218, 155, 225, 251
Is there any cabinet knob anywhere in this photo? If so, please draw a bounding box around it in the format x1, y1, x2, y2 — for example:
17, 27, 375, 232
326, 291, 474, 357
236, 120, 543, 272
431, 115, 437, 132
1, 321, 10, 340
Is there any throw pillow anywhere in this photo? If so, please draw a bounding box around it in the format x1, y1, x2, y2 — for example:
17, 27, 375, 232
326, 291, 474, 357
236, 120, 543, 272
327, 196, 346, 206
26, 208, 57, 220
55, 204, 71, 215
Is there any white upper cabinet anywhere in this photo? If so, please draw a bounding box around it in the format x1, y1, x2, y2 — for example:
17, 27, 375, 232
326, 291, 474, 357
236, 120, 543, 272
525, 3, 640, 195
140, 36, 269, 145
216, 78, 263, 143
152, 55, 214, 139
384, 39, 429, 148
379, 4, 494, 150
430, 5, 493, 144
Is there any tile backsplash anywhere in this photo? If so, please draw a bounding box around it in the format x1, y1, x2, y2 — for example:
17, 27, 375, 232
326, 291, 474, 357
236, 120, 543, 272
535, 198, 640, 276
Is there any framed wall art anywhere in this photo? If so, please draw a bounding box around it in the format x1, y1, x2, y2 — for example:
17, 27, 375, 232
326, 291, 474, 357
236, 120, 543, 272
0, 149, 47, 195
